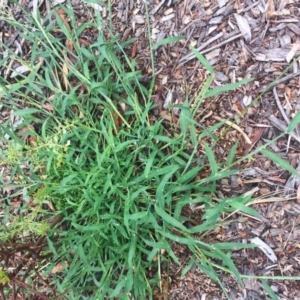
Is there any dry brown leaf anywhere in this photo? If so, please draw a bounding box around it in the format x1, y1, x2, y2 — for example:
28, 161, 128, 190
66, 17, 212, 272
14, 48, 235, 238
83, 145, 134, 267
71, 105, 78, 113
43, 103, 53, 111
297, 185, 300, 203
285, 86, 291, 99
152, 89, 163, 116
159, 111, 172, 122
28, 136, 37, 147
27, 199, 38, 207
65, 38, 77, 65
56, 7, 74, 90
56, 8, 71, 31
51, 261, 69, 274
18, 125, 36, 144
244, 127, 265, 155
131, 42, 137, 58
286, 246, 296, 254
18, 124, 34, 134
79, 38, 90, 47
80, 84, 88, 93
112, 111, 122, 128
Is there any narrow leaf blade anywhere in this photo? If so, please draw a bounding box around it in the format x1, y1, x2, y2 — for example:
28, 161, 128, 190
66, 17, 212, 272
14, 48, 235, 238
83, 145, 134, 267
152, 35, 184, 49
288, 110, 300, 133
261, 149, 300, 178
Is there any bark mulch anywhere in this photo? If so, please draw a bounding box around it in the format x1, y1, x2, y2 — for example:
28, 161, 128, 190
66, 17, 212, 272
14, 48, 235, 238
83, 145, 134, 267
1, 0, 300, 299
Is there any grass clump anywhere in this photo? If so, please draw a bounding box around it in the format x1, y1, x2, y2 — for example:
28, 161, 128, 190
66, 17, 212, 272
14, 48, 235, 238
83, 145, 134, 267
0, 4, 261, 299
2, 3, 300, 300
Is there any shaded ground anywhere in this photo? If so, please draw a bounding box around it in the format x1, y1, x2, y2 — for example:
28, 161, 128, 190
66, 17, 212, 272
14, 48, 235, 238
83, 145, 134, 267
1, 0, 300, 299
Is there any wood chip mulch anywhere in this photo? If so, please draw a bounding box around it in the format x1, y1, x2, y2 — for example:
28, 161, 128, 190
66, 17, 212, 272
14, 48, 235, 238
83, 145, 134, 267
1, 0, 300, 299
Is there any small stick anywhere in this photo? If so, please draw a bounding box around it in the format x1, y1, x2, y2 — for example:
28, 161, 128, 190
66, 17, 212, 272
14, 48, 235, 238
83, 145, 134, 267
272, 87, 293, 152
178, 32, 224, 64
12, 278, 48, 300
213, 115, 252, 144
177, 33, 244, 66
283, 215, 299, 249
273, 87, 290, 125
4, 37, 25, 80
244, 127, 265, 155
260, 70, 300, 92
268, 114, 300, 143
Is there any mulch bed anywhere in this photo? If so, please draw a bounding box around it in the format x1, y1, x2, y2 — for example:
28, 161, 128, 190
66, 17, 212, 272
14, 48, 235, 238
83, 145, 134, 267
1, 0, 300, 299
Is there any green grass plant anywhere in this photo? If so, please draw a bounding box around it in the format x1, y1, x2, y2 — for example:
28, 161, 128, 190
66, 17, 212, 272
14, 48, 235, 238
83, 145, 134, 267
1, 2, 300, 300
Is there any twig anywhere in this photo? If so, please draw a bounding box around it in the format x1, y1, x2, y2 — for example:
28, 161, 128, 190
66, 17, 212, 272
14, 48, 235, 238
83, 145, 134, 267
213, 115, 252, 144
272, 87, 293, 153
13, 278, 48, 300
4, 37, 25, 80
273, 87, 290, 125
177, 32, 244, 66
244, 127, 265, 155
150, 0, 166, 14
178, 32, 223, 64
34, 268, 66, 299
259, 20, 269, 44
16, 260, 35, 297
222, 195, 296, 223
243, 0, 261, 12
268, 114, 300, 143
260, 70, 300, 92
283, 160, 300, 196
178, 17, 206, 34
283, 215, 299, 249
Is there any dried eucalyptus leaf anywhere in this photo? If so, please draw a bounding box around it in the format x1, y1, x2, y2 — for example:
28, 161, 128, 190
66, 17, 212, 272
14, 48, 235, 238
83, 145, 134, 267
234, 14, 251, 42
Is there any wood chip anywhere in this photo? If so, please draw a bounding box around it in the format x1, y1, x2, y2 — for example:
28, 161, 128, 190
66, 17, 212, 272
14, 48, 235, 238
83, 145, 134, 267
217, 0, 228, 8
286, 40, 300, 63
268, 114, 300, 143
134, 15, 144, 24
255, 48, 300, 62
287, 23, 300, 36
164, 8, 173, 15
234, 13, 251, 42
209, 16, 223, 24
161, 13, 175, 22
150, 0, 165, 15
280, 35, 291, 48
205, 48, 220, 60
